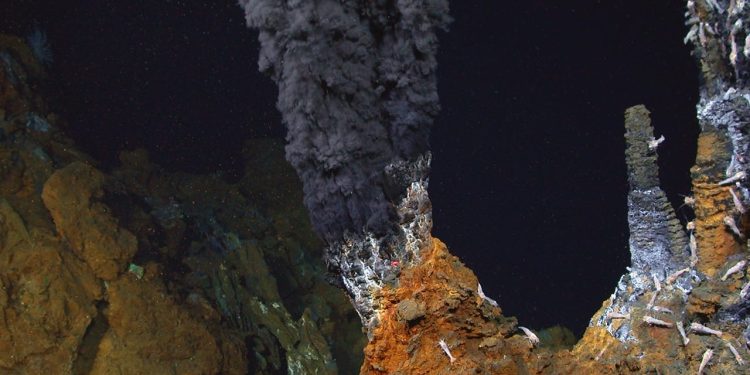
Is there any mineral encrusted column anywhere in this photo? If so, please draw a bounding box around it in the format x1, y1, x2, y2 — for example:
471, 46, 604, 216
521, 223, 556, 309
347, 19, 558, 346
683, 0, 750, 355
624, 106, 690, 275
572, 100, 750, 373
582, 1, 750, 369
237, 1, 451, 332
571, 2, 750, 370
685, 0, 750, 276
591, 105, 692, 343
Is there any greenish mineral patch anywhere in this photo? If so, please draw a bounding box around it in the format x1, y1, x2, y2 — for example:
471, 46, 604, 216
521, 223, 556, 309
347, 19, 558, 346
127, 263, 144, 280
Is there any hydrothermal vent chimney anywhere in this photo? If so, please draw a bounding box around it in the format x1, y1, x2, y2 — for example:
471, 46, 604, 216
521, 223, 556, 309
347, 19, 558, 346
238, 0, 450, 329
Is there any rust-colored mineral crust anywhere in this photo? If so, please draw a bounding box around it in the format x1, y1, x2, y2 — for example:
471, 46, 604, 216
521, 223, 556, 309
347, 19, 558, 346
88, 276, 226, 374
362, 235, 748, 374
0, 200, 102, 373
361, 237, 523, 374
359, 238, 617, 374
359, 237, 648, 374
42, 162, 138, 280
692, 131, 742, 276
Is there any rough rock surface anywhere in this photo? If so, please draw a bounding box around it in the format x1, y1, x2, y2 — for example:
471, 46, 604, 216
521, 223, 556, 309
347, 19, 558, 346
362, 237, 522, 374
89, 276, 225, 375
42, 162, 138, 280
0, 200, 101, 373
0, 33, 364, 374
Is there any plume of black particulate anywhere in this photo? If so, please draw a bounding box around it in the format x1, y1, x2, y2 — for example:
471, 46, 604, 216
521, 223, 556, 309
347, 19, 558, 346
238, 0, 450, 243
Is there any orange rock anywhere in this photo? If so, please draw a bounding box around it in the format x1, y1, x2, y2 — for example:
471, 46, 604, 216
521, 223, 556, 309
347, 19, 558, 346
89, 276, 231, 374
362, 238, 524, 374
691, 131, 743, 277
0, 200, 101, 373
42, 162, 137, 280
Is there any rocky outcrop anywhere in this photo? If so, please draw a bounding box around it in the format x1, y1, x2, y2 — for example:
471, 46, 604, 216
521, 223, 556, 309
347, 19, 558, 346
87, 276, 228, 375
0, 33, 364, 375
42, 162, 138, 280
361, 238, 522, 374
0, 199, 101, 373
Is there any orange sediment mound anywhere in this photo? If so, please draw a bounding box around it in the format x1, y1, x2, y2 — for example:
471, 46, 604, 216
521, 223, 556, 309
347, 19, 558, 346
362, 237, 521, 374
362, 238, 627, 374
361, 237, 724, 374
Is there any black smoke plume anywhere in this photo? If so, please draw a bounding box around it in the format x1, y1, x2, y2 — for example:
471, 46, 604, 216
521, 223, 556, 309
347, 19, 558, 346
238, 0, 450, 243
